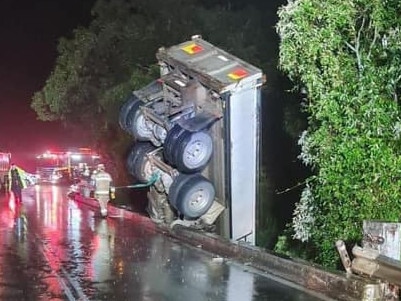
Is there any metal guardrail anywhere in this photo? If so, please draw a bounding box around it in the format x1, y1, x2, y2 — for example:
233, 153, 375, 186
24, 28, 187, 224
351, 246, 401, 287
336, 240, 401, 300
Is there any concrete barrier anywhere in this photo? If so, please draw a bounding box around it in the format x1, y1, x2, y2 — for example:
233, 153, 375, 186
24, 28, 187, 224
74, 194, 373, 301
169, 225, 376, 301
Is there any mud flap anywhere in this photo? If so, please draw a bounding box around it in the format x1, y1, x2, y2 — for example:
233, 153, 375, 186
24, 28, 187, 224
169, 201, 224, 230
177, 112, 221, 132
199, 201, 225, 226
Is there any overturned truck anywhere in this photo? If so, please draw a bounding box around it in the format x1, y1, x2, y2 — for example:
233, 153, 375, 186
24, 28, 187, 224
119, 35, 263, 244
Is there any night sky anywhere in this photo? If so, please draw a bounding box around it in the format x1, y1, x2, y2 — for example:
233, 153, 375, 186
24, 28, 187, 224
0, 0, 95, 169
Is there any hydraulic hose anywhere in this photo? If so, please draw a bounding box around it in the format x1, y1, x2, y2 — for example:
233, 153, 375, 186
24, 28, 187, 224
114, 172, 160, 189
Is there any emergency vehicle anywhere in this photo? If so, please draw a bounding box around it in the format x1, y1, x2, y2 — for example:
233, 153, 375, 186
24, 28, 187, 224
0, 152, 11, 192
35, 148, 101, 184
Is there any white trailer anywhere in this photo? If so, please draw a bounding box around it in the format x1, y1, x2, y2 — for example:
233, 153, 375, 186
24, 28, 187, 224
119, 35, 263, 244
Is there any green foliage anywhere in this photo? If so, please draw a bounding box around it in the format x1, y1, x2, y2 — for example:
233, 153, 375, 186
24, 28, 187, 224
32, 28, 99, 123
274, 233, 317, 261
277, 0, 401, 267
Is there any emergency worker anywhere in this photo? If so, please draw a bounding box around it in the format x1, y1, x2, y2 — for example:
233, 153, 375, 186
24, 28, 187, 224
90, 165, 99, 187
8, 163, 27, 202
93, 164, 113, 218
83, 163, 91, 180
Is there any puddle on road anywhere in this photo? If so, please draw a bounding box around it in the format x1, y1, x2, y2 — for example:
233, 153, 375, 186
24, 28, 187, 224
0, 186, 330, 301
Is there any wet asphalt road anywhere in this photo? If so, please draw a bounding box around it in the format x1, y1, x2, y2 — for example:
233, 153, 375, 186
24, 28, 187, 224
0, 185, 330, 301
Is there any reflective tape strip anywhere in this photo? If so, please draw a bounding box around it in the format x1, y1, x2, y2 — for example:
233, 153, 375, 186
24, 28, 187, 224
95, 176, 112, 181
95, 190, 109, 195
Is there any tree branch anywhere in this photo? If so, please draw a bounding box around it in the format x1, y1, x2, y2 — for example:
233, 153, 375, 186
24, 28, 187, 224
367, 20, 378, 61
354, 16, 365, 75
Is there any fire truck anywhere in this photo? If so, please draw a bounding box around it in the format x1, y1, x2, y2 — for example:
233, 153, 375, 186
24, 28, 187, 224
35, 148, 101, 184
0, 152, 11, 192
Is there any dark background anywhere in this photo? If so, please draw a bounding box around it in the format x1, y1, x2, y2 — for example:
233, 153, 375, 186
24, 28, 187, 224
0, 0, 95, 170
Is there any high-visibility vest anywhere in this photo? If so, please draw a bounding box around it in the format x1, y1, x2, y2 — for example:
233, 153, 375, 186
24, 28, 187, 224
8, 166, 27, 190
94, 170, 112, 195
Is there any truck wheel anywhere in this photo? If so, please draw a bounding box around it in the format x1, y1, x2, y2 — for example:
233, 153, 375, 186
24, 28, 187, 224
127, 142, 155, 183
131, 109, 153, 141
119, 94, 141, 131
172, 130, 213, 173
125, 98, 143, 138
168, 174, 215, 219
163, 124, 186, 165
167, 173, 193, 208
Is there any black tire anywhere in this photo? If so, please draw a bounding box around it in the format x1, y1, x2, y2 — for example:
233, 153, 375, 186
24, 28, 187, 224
168, 173, 196, 208
168, 174, 215, 219
119, 94, 141, 131
126, 142, 155, 183
163, 124, 186, 165
125, 98, 144, 138
172, 130, 213, 173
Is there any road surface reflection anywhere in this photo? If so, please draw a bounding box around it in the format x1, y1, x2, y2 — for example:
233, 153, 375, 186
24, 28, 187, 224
0, 185, 330, 301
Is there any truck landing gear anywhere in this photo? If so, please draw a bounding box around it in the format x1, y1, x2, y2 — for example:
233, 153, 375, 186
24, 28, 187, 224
169, 218, 217, 233
169, 199, 224, 232
147, 186, 175, 224
170, 219, 202, 229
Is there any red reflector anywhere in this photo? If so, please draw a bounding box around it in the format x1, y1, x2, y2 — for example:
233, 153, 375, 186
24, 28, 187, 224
181, 43, 204, 54
228, 68, 248, 80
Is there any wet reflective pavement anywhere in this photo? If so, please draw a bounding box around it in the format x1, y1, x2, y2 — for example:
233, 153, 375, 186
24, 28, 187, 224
0, 185, 331, 300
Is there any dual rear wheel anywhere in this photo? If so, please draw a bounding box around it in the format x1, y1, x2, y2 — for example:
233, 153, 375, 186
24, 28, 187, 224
121, 98, 216, 220
127, 142, 215, 219
164, 124, 213, 174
